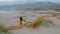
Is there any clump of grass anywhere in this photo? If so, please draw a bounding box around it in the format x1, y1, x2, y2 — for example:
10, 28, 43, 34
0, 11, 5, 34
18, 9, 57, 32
52, 13, 60, 17
41, 20, 54, 26
25, 16, 45, 29
7, 25, 22, 30
0, 24, 8, 32
25, 16, 54, 29
57, 17, 60, 19
0, 23, 14, 34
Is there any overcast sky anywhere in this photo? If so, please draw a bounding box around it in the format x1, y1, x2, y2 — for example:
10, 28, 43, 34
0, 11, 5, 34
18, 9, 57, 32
0, 0, 60, 6
0, 0, 60, 3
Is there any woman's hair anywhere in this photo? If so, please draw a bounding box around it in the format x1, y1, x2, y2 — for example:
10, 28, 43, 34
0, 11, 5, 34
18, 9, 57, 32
20, 17, 23, 20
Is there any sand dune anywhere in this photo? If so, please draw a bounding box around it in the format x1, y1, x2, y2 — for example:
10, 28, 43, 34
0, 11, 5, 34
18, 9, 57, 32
0, 11, 60, 34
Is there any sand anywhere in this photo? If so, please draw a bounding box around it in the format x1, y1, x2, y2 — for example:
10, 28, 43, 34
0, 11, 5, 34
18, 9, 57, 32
0, 11, 60, 34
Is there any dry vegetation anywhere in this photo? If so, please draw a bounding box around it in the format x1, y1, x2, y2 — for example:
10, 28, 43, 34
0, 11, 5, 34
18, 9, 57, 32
7, 25, 23, 30
52, 13, 60, 17
57, 17, 60, 19
0, 24, 10, 32
25, 16, 54, 29
0, 23, 14, 34
25, 16, 45, 28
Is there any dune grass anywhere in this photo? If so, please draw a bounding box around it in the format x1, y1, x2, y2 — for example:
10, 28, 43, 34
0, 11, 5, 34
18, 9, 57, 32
41, 19, 54, 26
52, 13, 60, 17
57, 17, 60, 19
0, 23, 14, 34
25, 16, 54, 29
0, 16, 54, 31
0, 24, 8, 32
7, 25, 23, 30
25, 16, 44, 28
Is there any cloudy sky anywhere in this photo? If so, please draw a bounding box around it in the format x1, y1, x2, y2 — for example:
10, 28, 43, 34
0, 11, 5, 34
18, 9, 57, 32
0, 0, 60, 3
0, 0, 60, 6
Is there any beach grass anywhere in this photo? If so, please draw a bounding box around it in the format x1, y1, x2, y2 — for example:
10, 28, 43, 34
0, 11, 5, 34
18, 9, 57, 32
0, 23, 14, 34
41, 19, 54, 26
52, 13, 60, 17
25, 16, 54, 29
25, 16, 44, 28
0, 24, 9, 32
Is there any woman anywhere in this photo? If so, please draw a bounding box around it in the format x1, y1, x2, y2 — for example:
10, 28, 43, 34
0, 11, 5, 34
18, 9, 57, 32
18, 17, 25, 27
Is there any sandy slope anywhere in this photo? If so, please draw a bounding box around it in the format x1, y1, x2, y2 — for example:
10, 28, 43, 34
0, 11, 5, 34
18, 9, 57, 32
0, 11, 60, 34
12, 26, 60, 34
